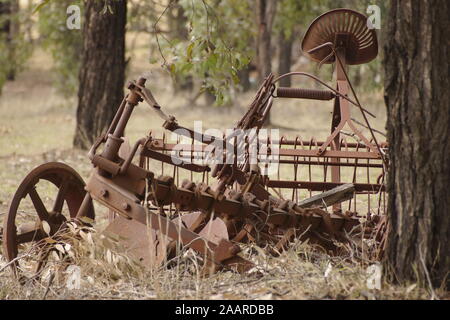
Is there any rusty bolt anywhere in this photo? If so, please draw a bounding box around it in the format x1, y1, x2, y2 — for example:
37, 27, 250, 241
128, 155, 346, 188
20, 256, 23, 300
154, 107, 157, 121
122, 203, 131, 211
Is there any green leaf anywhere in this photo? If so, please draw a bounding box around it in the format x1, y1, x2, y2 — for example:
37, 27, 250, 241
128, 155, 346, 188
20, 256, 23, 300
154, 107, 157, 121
206, 53, 218, 69
186, 42, 195, 61
169, 63, 176, 74
33, 0, 51, 14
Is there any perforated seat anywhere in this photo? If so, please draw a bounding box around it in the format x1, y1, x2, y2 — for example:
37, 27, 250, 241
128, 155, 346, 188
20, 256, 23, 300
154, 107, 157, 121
301, 8, 378, 65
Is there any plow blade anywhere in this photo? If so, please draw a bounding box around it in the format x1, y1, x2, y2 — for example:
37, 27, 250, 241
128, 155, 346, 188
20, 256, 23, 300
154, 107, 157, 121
104, 211, 231, 269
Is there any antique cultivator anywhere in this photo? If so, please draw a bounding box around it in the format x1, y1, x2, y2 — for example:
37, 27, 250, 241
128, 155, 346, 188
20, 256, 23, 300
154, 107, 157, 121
1, 9, 388, 279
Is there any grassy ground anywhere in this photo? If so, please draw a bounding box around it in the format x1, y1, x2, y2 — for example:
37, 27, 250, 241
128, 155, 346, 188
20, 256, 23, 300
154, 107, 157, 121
0, 45, 443, 300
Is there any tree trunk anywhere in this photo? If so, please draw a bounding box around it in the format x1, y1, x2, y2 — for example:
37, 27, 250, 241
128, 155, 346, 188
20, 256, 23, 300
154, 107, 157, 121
169, 0, 193, 92
237, 65, 251, 92
0, 0, 12, 81
256, 0, 277, 125
74, 0, 127, 150
383, 0, 450, 290
277, 32, 293, 87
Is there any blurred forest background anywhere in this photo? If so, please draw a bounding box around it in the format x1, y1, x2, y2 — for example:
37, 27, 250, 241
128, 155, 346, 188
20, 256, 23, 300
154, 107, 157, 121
0, 0, 388, 153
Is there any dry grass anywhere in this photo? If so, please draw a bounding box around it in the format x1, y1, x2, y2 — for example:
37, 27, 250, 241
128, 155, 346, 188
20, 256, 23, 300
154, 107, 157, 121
0, 220, 434, 300
0, 44, 444, 300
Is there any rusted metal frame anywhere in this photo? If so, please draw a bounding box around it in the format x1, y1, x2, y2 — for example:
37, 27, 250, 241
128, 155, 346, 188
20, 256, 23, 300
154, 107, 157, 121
100, 78, 147, 163
140, 146, 210, 173
330, 37, 347, 211
150, 173, 361, 241
273, 148, 380, 160
265, 138, 374, 149
276, 87, 335, 101
295, 183, 355, 208
263, 157, 383, 168
160, 117, 232, 149
272, 72, 376, 119
150, 141, 381, 161
266, 180, 385, 193
85, 171, 244, 268
366, 144, 371, 214
237, 74, 275, 129
88, 96, 128, 161
321, 42, 388, 166
292, 137, 300, 202
150, 140, 382, 162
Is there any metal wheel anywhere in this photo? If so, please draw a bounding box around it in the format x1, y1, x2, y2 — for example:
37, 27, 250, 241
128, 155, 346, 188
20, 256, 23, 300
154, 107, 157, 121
2, 162, 95, 280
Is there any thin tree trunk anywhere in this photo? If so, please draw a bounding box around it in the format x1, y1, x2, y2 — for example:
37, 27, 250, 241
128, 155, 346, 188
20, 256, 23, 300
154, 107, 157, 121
169, 1, 193, 92
256, 0, 277, 125
383, 0, 450, 290
0, 0, 12, 81
7, 0, 18, 81
74, 0, 127, 150
277, 32, 293, 87
237, 66, 251, 92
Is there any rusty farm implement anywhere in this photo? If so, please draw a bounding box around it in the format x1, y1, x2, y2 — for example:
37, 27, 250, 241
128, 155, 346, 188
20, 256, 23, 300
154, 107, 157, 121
1, 9, 388, 280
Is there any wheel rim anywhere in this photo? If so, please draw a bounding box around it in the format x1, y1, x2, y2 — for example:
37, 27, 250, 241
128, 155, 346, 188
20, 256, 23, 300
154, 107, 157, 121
2, 162, 95, 279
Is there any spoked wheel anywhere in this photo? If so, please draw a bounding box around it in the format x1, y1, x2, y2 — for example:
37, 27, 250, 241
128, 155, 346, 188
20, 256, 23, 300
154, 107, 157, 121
2, 162, 95, 280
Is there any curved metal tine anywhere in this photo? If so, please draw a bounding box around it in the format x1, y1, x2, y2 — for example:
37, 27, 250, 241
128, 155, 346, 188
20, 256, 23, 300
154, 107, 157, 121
342, 137, 350, 211
312, 137, 319, 195
161, 132, 166, 176
376, 170, 385, 216
292, 137, 300, 202
278, 136, 286, 197
348, 142, 361, 212
28, 187, 50, 222
367, 141, 371, 215
264, 136, 270, 182
190, 136, 194, 181
298, 137, 306, 202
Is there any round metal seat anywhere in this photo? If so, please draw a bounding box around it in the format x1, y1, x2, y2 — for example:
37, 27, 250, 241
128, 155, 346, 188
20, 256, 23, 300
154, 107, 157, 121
301, 8, 378, 65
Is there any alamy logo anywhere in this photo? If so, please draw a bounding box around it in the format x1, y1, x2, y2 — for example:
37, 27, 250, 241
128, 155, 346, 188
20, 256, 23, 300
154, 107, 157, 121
367, 5, 381, 30
366, 263, 382, 290
67, 5, 81, 30
170, 122, 280, 176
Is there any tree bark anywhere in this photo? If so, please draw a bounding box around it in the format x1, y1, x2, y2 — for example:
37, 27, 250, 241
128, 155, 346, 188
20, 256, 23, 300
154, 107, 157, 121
74, 0, 127, 150
383, 0, 450, 290
277, 32, 293, 87
256, 0, 277, 125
